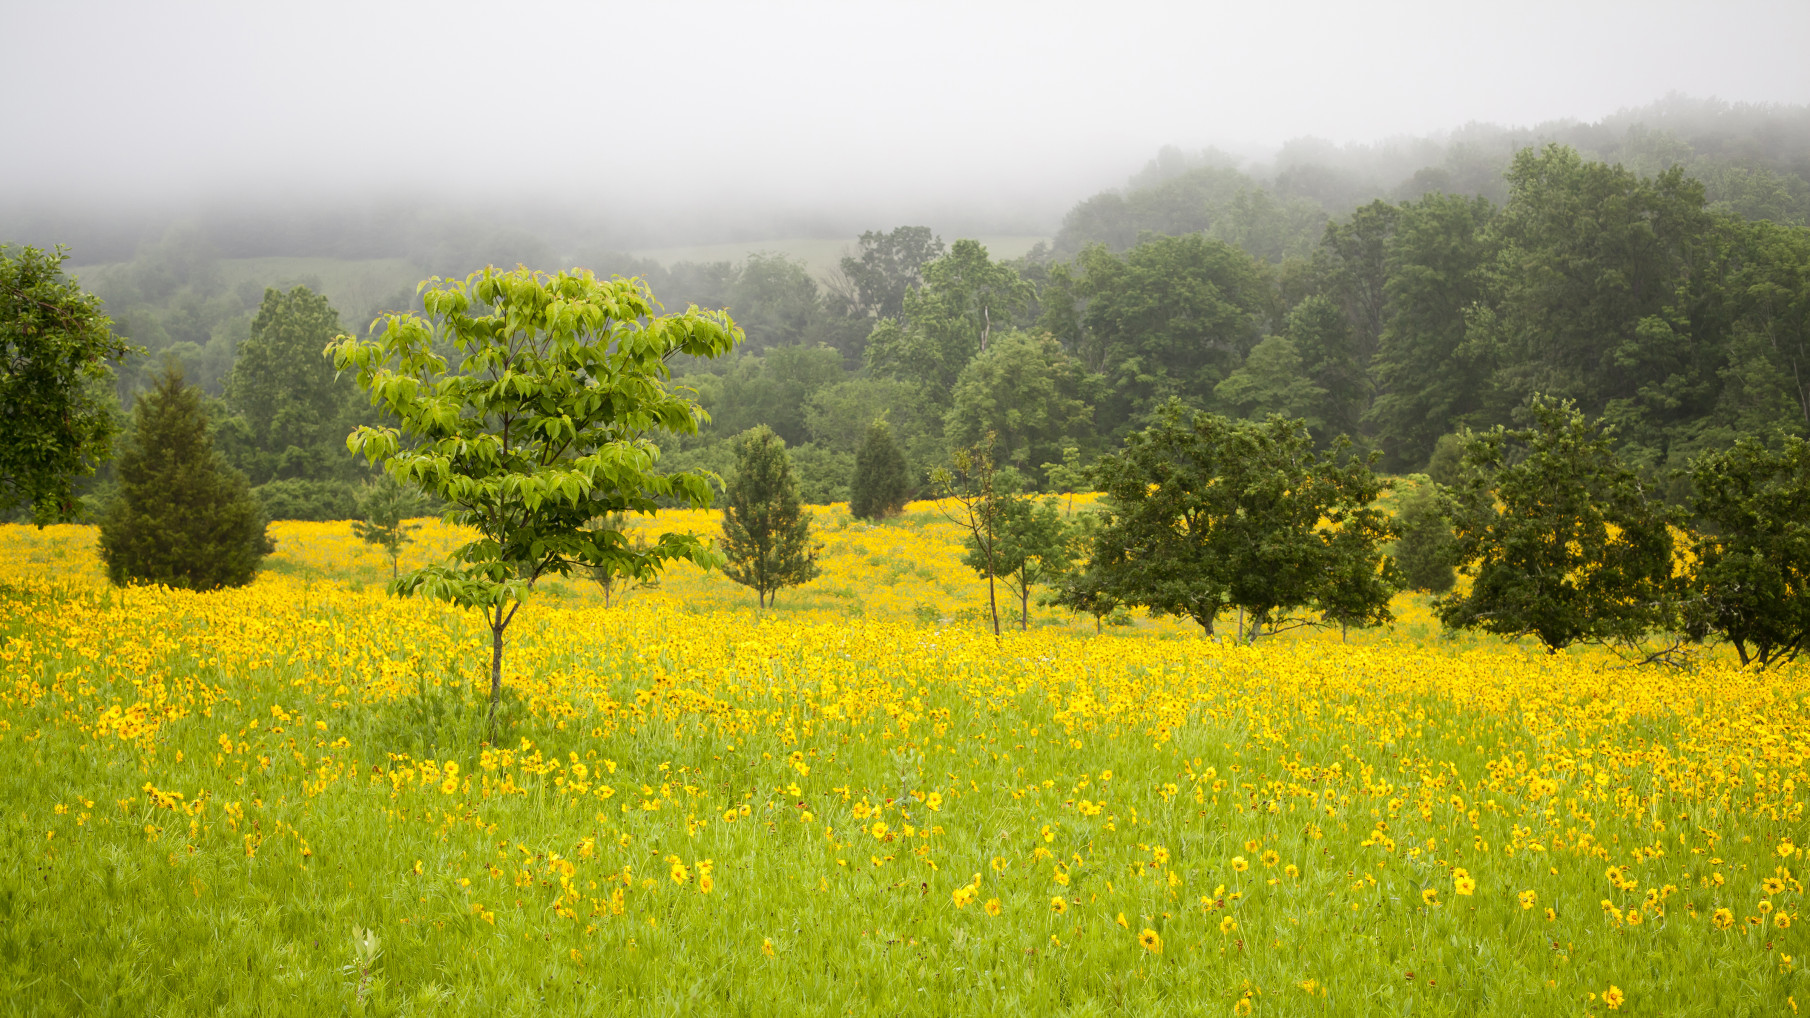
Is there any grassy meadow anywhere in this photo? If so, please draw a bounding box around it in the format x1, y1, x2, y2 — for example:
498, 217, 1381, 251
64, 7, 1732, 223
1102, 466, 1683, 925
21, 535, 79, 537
0, 505, 1803, 1016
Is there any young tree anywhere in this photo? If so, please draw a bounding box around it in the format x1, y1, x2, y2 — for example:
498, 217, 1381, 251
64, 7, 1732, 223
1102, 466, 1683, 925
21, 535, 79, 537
1043, 508, 1124, 632
963, 494, 1071, 631
1437, 397, 1677, 655
932, 436, 1006, 636
97, 364, 274, 589
721, 426, 821, 608
1, 245, 133, 524
581, 512, 657, 607
1682, 436, 1810, 667
351, 473, 428, 579
1040, 444, 1088, 515
328, 267, 739, 732
849, 419, 910, 520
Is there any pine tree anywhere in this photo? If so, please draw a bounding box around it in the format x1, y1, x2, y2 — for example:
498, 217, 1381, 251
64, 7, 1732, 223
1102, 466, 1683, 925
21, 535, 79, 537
721, 426, 820, 608
1393, 475, 1458, 593
98, 365, 274, 590
850, 419, 909, 520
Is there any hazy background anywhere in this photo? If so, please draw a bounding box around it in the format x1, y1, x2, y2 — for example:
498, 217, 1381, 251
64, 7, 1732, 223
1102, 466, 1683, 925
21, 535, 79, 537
6, 0, 1809, 249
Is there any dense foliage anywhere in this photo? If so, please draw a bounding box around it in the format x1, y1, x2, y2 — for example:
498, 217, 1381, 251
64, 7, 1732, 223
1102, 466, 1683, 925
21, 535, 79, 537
1437, 399, 1678, 655
1057, 403, 1397, 640
220, 285, 363, 486
0, 245, 131, 523
849, 420, 910, 520
1682, 436, 1810, 667
31, 101, 1810, 514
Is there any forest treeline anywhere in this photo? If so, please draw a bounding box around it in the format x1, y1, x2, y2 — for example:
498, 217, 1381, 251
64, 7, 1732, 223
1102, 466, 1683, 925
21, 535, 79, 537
664, 138, 1810, 504
20, 97, 1810, 517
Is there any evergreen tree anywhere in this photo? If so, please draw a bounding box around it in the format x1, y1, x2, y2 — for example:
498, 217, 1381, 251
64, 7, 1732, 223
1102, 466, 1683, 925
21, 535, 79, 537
1393, 475, 1458, 593
351, 473, 428, 579
98, 365, 274, 590
721, 426, 821, 608
850, 420, 910, 520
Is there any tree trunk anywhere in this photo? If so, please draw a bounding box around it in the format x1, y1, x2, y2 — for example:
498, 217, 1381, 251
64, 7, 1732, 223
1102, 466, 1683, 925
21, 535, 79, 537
1019, 577, 1029, 632
986, 567, 999, 636
985, 537, 1000, 637
486, 617, 504, 738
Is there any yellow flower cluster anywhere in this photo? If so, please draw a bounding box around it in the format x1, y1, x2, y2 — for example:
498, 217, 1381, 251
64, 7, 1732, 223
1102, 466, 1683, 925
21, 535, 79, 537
0, 518, 1803, 1014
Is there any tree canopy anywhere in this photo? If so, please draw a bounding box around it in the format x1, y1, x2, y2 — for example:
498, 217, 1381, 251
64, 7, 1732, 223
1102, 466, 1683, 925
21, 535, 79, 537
0, 245, 132, 524
329, 266, 740, 727
1437, 398, 1677, 654
1060, 402, 1395, 639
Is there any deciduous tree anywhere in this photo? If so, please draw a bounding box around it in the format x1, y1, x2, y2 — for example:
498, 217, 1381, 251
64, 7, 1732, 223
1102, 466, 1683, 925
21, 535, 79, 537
1, 245, 132, 523
963, 495, 1071, 631
224, 285, 360, 484
944, 331, 1093, 483
1057, 402, 1395, 640
329, 267, 739, 732
1682, 436, 1810, 667
932, 436, 1007, 636
1437, 398, 1677, 655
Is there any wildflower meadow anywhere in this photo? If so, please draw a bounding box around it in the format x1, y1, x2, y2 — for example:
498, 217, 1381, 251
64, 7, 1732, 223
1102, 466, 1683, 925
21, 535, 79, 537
0, 506, 1802, 1016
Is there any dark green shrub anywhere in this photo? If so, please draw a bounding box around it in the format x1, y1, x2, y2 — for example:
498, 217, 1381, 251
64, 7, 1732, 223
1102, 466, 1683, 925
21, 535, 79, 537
1394, 475, 1458, 593
850, 420, 910, 519
98, 365, 274, 590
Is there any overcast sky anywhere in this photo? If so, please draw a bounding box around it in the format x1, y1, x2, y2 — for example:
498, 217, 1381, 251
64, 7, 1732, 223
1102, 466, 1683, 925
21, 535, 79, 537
5, 0, 1809, 231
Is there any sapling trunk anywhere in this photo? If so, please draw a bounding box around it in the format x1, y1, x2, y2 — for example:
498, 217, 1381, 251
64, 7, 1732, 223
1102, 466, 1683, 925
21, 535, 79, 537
487, 622, 504, 737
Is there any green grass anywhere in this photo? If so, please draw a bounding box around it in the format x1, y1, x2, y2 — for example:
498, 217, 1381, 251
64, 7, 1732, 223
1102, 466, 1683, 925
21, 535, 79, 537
0, 530, 1803, 1016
